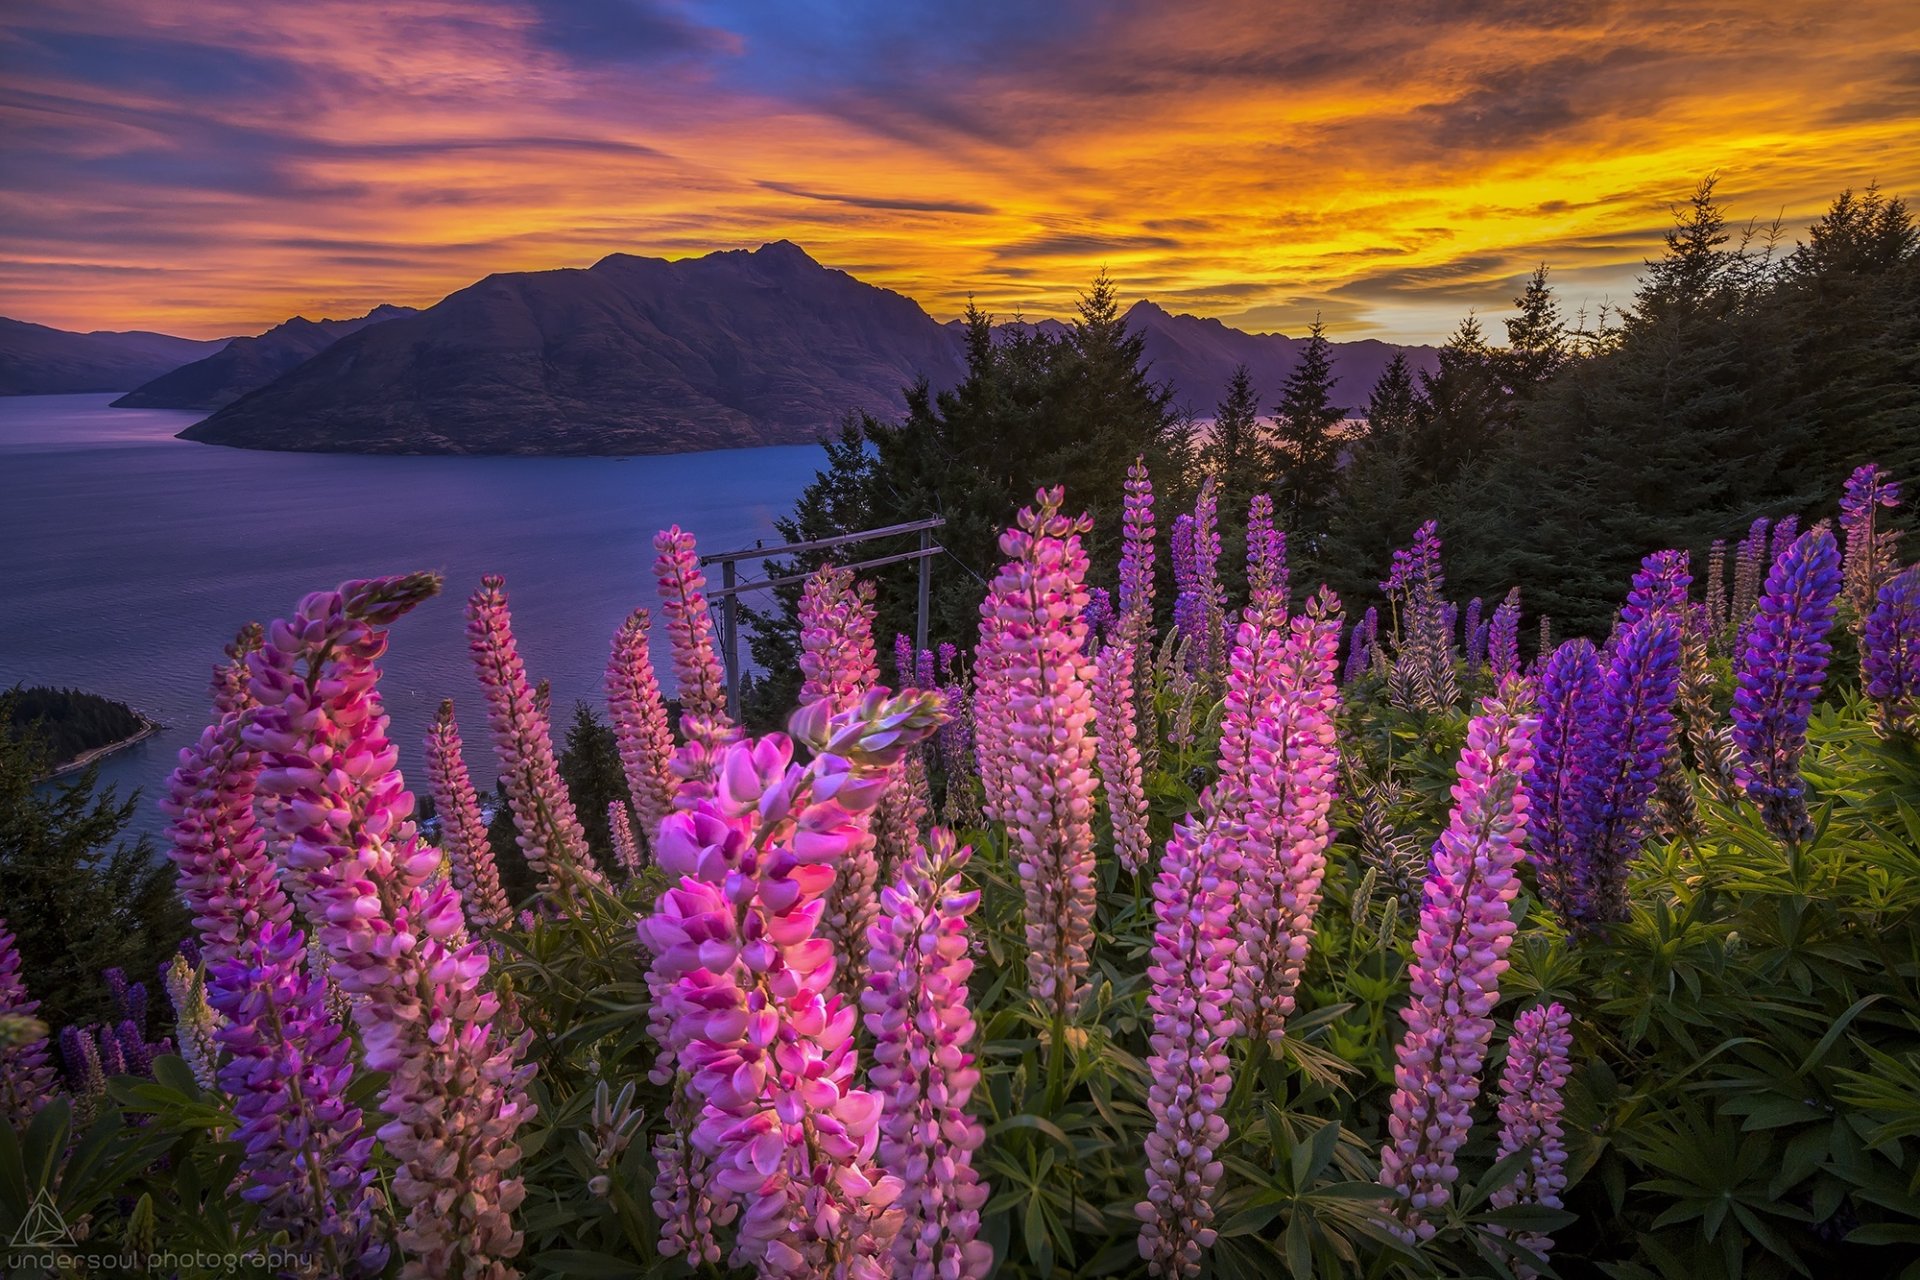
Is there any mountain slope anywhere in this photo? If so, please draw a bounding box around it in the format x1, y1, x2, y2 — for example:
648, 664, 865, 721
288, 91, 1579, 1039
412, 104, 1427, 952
0, 319, 230, 395
111, 304, 416, 410
181, 242, 967, 455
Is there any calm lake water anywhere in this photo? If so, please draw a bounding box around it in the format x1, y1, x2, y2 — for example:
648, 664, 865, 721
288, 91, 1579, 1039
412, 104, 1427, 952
0, 395, 824, 838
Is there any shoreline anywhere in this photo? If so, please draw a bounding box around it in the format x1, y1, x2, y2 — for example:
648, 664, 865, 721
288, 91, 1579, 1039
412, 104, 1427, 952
45, 715, 162, 778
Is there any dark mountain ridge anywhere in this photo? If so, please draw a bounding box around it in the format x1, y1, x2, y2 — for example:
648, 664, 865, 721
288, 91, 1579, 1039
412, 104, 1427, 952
111, 304, 417, 410
0, 319, 230, 395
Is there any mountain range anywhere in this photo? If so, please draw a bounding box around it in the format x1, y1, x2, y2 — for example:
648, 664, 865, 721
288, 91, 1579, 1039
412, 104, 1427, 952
111, 304, 417, 410
0, 319, 230, 396
5, 243, 1437, 454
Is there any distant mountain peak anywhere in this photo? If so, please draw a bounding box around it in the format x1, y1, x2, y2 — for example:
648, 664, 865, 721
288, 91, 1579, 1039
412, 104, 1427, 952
109, 303, 416, 412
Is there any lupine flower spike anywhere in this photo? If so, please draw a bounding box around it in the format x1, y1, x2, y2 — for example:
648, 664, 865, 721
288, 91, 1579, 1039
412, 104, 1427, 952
0, 920, 58, 1130
652, 527, 735, 750
863, 829, 993, 1279
1246, 492, 1288, 617
251, 575, 535, 1279
1491, 1003, 1574, 1278
980, 487, 1101, 1021
1841, 463, 1903, 632
1093, 635, 1152, 874
1120, 456, 1157, 635
1864, 566, 1920, 736
606, 607, 679, 848
1489, 588, 1522, 683
163, 951, 220, 1091
468, 575, 612, 899
608, 800, 642, 876
1731, 528, 1842, 844
1380, 691, 1537, 1241
424, 700, 513, 931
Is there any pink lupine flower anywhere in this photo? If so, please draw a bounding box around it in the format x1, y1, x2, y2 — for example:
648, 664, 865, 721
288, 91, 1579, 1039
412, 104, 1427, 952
162, 633, 385, 1272
1119, 455, 1158, 634
972, 599, 1013, 826
863, 829, 993, 1280
250, 575, 535, 1279
608, 800, 642, 875
653, 527, 735, 746
0, 919, 58, 1130
1491, 1002, 1574, 1277
424, 700, 512, 931
467, 574, 611, 899
639, 690, 945, 1278
1093, 637, 1152, 874
983, 488, 1102, 1021
1379, 690, 1537, 1241
606, 607, 678, 848
1247, 492, 1289, 618
1136, 811, 1241, 1276
1232, 590, 1343, 1045
650, 1092, 732, 1265
798, 563, 879, 711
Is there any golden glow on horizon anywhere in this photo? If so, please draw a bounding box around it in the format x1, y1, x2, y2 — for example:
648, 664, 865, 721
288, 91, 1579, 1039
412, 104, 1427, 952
1, 0, 1917, 342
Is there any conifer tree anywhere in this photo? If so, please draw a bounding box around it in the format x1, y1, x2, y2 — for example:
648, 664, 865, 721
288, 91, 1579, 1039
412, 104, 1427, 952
1271, 317, 1345, 540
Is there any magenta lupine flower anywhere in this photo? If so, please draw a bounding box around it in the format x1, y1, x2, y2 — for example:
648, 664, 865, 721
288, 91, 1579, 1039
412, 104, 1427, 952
863, 829, 993, 1280
1491, 1003, 1574, 1278
1841, 463, 1904, 628
1489, 588, 1522, 682
250, 575, 536, 1278
608, 800, 641, 875
1380, 692, 1537, 1241
639, 690, 945, 1278
653, 527, 736, 747
606, 607, 679, 848
424, 700, 512, 931
1864, 566, 1920, 735
1622, 550, 1692, 626
1137, 810, 1242, 1276
468, 575, 611, 899
1463, 597, 1485, 670
163, 636, 386, 1272
983, 488, 1102, 1021
798, 563, 879, 711
1119, 455, 1157, 634
1732, 528, 1843, 843
1581, 617, 1682, 926
1231, 592, 1343, 1047
1093, 637, 1152, 874
0, 919, 58, 1129
1247, 492, 1289, 617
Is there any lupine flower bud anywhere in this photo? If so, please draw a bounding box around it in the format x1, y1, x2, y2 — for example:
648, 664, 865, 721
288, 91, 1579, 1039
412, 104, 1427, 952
1463, 597, 1485, 671
981, 488, 1101, 1021
653, 527, 736, 748
1491, 1003, 1574, 1278
0, 920, 58, 1129
1731, 517, 1771, 640
1380, 692, 1536, 1241
1119, 455, 1157, 634
1093, 637, 1152, 874
606, 608, 678, 849
863, 830, 993, 1279
1732, 528, 1842, 844
425, 700, 512, 930
1489, 588, 1522, 683
1864, 566, 1920, 736
1247, 492, 1288, 617
1841, 463, 1904, 631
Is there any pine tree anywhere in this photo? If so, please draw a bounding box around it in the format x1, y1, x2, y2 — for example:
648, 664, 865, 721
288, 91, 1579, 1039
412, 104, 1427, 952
1271, 318, 1345, 539
1364, 352, 1421, 445
1415, 313, 1506, 480
558, 703, 624, 868
1501, 265, 1568, 391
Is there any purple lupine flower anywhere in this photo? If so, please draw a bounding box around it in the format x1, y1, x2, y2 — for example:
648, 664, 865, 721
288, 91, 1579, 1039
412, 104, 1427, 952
1491, 1003, 1574, 1277
1489, 588, 1522, 683
1622, 550, 1692, 627
916, 646, 936, 692
1247, 492, 1288, 617
1582, 617, 1682, 926
938, 642, 959, 681
1345, 606, 1379, 685
1731, 517, 1771, 638
863, 829, 993, 1280
0, 919, 58, 1129
1864, 566, 1920, 735
895, 631, 916, 687
1119, 456, 1157, 638
1171, 513, 1201, 651
1732, 528, 1843, 843
1841, 463, 1904, 629
1770, 515, 1801, 569
1084, 586, 1116, 651
1380, 692, 1536, 1241
1174, 480, 1226, 676
1463, 597, 1485, 670
1136, 812, 1241, 1276
1526, 641, 1602, 923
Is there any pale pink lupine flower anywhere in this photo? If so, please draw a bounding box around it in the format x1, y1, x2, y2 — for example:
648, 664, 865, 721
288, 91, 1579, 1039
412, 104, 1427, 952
1136, 807, 1241, 1276
1119, 455, 1157, 635
798, 563, 879, 710
250, 575, 535, 1279
640, 691, 944, 1278
467, 575, 611, 900
652, 527, 734, 746
1379, 689, 1538, 1241
1092, 637, 1152, 874
1491, 1002, 1575, 1277
972, 596, 1013, 826
984, 487, 1101, 1021
424, 700, 512, 931
608, 800, 641, 876
606, 608, 678, 849
863, 829, 993, 1280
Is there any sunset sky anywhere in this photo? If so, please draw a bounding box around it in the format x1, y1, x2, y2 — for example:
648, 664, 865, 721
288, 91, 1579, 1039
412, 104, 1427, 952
2, 0, 1916, 342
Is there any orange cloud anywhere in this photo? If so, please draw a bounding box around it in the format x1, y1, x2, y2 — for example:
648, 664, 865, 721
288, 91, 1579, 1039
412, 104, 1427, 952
1, 0, 1915, 341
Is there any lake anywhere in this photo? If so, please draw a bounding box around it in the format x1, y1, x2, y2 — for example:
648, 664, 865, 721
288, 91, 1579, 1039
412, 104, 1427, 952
0, 394, 826, 838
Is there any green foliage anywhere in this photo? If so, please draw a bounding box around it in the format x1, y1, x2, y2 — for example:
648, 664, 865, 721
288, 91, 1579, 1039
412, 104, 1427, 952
0, 696, 183, 1028
4, 685, 147, 771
